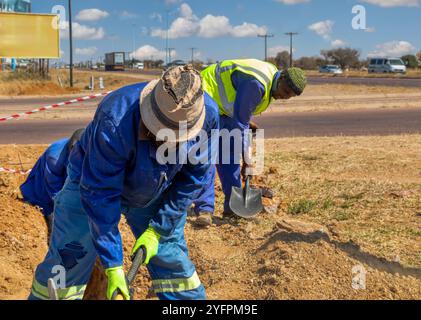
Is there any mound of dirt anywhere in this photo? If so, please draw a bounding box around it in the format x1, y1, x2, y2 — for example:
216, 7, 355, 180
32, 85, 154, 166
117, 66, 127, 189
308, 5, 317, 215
0, 144, 420, 300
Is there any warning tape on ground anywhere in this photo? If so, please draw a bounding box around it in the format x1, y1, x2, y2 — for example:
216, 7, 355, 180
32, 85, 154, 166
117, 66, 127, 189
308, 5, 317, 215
0, 91, 113, 122
0, 167, 32, 175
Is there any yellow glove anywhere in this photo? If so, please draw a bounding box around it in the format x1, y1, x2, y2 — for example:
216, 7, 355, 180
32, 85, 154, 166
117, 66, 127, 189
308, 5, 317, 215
105, 266, 130, 300
131, 226, 160, 265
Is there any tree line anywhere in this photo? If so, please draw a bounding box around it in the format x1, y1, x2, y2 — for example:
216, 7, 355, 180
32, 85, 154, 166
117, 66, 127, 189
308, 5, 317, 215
268, 48, 421, 70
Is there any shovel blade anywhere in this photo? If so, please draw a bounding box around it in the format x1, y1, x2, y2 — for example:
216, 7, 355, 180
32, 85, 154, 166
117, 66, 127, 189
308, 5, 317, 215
229, 185, 263, 219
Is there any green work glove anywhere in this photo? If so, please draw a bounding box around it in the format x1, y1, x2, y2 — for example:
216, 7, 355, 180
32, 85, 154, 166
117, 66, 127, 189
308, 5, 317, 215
105, 266, 130, 300
131, 226, 160, 265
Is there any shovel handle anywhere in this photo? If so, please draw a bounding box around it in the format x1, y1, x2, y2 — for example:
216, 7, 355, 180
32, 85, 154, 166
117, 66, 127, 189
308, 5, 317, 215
244, 175, 251, 189
111, 246, 146, 300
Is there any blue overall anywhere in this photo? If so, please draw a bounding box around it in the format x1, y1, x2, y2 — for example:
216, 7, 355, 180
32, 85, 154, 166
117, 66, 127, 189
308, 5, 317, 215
29, 82, 219, 300
20, 138, 70, 217
193, 71, 280, 214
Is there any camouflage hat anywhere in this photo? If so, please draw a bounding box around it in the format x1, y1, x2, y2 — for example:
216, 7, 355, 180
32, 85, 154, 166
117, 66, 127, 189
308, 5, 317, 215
140, 65, 205, 143
284, 67, 307, 96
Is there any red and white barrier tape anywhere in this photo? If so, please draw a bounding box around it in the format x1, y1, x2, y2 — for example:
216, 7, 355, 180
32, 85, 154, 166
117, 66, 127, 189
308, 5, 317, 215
0, 167, 32, 175
0, 91, 113, 122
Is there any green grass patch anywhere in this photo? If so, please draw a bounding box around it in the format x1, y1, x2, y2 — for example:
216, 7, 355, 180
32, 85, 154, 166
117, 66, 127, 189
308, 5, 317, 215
287, 199, 317, 215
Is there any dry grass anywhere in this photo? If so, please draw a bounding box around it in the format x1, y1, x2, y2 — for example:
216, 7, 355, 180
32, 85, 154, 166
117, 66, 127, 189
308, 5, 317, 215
0, 69, 149, 97
0, 71, 79, 96
253, 135, 421, 268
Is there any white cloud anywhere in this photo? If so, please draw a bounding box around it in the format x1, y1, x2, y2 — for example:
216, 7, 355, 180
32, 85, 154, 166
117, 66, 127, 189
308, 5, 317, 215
230, 22, 267, 37
61, 22, 105, 40
198, 15, 230, 38
75, 47, 98, 56
308, 20, 334, 39
131, 45, 175, 60
331, 39, 347, 48
365, 27, 376, 33
119, 11, 138, 19
368, 41, 416, 57
76, 9, 109, 22
361, 0, 419, 7
150, 12, 163, 23
165, 0, 182, 4
276, 0, 311, 4
151, 3, 267, 39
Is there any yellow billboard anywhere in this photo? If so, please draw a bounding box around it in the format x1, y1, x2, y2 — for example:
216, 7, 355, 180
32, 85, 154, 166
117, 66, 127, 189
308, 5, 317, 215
0, 12, 60, 58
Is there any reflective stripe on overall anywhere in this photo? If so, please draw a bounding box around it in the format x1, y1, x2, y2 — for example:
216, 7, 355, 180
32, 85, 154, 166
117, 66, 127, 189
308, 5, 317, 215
201, 59, 278, 117
31, 279, 86, 300
152, 271, 202, 294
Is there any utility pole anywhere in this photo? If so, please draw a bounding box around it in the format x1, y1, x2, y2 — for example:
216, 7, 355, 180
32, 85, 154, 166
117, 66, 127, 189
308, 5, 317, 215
168, 48, 175, 64
165, 10, 169, 65
190, 47, 197, 65
284, 32, 299, 67
68, 0, 74, 87
132, 23, 137, 64
258, 34, 274, 61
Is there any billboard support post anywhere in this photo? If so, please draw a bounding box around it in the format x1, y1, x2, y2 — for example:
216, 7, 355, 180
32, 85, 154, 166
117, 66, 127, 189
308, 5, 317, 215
68, 0, 73, 87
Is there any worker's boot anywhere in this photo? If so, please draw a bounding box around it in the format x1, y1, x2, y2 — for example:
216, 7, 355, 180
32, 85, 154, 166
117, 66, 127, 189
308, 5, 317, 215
194, 212, 213, 228
222, 208, 240, 220
187, 204, 196, 217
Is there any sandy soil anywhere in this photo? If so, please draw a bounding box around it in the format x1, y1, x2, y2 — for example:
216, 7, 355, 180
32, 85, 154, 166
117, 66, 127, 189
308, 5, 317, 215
0, 136, 420, 300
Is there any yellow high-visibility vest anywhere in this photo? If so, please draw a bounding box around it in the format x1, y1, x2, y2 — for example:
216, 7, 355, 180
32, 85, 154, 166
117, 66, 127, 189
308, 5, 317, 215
201, 59, 278, 117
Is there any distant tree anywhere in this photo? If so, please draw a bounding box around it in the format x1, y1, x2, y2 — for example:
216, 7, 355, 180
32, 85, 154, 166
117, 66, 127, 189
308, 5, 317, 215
294, 56, 324, 70
401, 55, 419, 68
417, 51, 421, 62
273, 51, 290, 69
143, 59, 164, 69
320, 47, 361, 69
192, 60, 205, 70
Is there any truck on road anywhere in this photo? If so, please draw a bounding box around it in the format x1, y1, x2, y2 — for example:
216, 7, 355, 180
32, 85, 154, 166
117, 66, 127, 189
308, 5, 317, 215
105, 52, 125, 71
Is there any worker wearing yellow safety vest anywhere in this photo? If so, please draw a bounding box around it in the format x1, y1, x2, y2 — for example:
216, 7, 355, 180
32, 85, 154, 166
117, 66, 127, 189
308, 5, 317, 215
191, 59, 307, 227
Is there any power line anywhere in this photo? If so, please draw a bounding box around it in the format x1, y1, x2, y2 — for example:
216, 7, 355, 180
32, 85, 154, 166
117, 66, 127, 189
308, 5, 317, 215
258, 34, 274, 61
284, 32, 299, 68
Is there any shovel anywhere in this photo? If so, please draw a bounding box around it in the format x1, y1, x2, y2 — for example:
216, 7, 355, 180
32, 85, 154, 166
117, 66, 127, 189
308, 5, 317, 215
229, 175, 263, 218
112, 246, 146, 300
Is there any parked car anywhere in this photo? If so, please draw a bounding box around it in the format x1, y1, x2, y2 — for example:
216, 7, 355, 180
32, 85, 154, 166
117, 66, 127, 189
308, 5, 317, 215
164, 60, 186, 69
319, 65, 343, 74
135, 62, 144, 70
368, 58, 406, 74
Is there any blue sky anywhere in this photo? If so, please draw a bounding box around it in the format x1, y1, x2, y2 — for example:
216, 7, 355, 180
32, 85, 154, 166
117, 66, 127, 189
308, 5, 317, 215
31, 0, 421, 63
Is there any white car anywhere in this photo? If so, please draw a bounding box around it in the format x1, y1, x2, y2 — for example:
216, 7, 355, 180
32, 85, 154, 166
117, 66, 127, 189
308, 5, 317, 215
319, 65, 343, 74
368, 58, 406, 74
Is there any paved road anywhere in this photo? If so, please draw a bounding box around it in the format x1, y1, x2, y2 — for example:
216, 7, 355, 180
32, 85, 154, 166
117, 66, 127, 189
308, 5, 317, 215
255, 108, 421, 138
0, 108, 420, 144
307, 76, 421, 88
121, 70, 421, 88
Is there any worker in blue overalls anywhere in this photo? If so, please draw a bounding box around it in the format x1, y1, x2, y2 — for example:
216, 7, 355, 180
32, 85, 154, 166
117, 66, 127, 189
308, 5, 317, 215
28, 66, 219, 300
192, 59, 307, 227
20, 129, 84, 238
